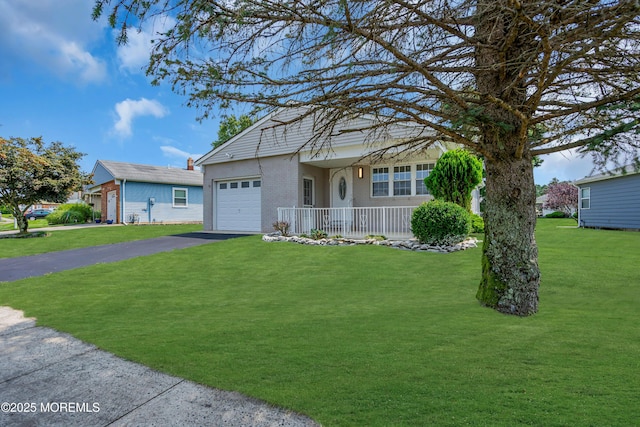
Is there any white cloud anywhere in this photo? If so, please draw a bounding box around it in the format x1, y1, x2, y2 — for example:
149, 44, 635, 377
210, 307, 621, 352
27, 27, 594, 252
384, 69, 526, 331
160, 146, 203, 169
0, 0, 107, 83
534, 149, 597, 185
117, 16, 175, 74
113, 98, 169, 137
116, 28, 154, 74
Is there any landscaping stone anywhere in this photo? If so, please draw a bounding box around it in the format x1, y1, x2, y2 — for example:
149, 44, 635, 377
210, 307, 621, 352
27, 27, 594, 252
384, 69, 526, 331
262, 233, 478, 253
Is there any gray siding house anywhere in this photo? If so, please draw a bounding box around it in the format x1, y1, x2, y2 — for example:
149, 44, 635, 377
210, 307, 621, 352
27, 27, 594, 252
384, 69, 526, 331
195, 106, 467, 236
90, 159, 203, 224
575, 168, 640, 230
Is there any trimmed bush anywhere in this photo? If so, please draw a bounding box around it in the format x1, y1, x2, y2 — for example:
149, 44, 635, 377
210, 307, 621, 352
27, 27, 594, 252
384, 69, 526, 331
545, 211, 568, 218
411, 200, 471, 245
47, 203, 95, 224
470, 214, 485, 233
424, 148, 483, 212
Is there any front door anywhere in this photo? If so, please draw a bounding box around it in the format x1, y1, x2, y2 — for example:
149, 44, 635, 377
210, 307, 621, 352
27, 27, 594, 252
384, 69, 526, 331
331, 168, 353, 208
107, 190, 117, 222
330, 168, 353, 234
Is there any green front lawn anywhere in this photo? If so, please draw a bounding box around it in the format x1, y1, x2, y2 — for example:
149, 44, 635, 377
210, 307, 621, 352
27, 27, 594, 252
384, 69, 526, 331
0, 217, 49, 232
0, 224, 203, 258
1, 219, 638, 426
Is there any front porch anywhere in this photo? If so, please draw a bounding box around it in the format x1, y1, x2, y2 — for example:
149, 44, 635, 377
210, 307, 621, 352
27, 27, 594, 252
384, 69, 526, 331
277, 206, 417, 239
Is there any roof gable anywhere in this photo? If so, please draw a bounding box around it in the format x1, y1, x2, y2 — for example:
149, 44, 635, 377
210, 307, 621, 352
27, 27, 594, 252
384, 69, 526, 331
575, 165, 640, 185
92, 160, 203, 187
195, 106, 437, 166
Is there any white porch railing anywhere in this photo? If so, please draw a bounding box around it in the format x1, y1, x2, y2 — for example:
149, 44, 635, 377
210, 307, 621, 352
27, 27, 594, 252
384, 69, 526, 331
277, 206, 417, 239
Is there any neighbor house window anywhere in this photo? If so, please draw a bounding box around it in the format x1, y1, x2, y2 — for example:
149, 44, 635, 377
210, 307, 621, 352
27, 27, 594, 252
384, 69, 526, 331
416, 163, 434, 195
393, 166, 412, 196
580, 187, 590, 209
173, 188, 188, 207
372, 163, 437, 197
372, 167, 389, 196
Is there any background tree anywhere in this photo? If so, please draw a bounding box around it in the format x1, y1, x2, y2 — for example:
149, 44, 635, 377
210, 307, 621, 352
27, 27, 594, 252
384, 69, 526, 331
425, 149, 483, 212
0, 137, 85, 233
212, 114, 255, 148
535, 184, 549, 198
95, 0, 640, 316
544, 182, 578, 218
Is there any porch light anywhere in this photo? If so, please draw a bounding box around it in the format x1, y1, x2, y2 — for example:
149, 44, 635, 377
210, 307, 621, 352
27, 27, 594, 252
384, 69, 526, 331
358, 167, 364, 179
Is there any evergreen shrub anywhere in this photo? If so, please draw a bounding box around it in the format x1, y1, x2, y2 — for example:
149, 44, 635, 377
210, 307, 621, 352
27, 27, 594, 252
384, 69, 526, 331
545, 211, 568, 218
411, 200, 471, 245
470, 214, 485, 233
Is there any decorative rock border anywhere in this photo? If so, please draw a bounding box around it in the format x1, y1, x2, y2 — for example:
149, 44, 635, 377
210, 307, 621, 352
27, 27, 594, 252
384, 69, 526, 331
262, 233, 479, 253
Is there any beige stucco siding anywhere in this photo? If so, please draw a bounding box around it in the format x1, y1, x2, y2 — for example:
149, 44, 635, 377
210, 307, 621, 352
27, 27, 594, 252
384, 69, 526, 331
299, 163, 329, 208
261, 156, 300, 232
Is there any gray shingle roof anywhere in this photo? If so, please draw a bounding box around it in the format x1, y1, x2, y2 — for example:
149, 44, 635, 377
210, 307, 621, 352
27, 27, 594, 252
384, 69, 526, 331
574, 164, 640, 185
97, 160, 203, 186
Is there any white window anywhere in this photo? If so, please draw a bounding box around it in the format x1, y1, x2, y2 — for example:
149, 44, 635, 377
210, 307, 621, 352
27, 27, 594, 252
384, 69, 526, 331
303, 177, 314, 206
416, 163, 434, 195
173, 188, 188, 207
372, 167, 389, 196
372, 163, 436, 197
580, 187, 590, 209
393, 166, 412, 196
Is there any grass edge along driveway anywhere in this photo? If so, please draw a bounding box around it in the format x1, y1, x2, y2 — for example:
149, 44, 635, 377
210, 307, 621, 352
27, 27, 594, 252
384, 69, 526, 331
1, 219, 639, 426
0, 224, 203, 258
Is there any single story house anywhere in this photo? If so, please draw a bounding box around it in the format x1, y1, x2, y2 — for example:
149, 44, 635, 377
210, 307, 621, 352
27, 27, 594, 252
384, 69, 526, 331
90, 159, 204, 224
535, 194, 555, 217
195, 106, 474, 237
575, 166, 640, 230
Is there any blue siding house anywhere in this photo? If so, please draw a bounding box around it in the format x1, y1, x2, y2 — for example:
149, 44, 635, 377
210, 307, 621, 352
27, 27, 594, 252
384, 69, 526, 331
575, 168, 640, 230
90, 159, 203, 224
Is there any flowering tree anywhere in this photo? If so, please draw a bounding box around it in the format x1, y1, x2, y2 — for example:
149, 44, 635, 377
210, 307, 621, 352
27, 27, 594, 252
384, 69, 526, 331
94, 0, 640, 316
544, 182, 578, 217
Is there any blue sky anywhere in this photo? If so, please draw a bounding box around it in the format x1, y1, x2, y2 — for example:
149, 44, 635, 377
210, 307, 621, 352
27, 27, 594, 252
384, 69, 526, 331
0, 0, 598, 184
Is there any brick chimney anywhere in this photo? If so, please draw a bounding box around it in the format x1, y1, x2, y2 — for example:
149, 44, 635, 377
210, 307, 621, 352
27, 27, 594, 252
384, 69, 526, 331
187, 157, 194, 170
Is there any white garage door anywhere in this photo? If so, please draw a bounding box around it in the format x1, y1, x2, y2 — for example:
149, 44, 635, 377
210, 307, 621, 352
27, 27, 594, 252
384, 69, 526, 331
216, 179, 262, 231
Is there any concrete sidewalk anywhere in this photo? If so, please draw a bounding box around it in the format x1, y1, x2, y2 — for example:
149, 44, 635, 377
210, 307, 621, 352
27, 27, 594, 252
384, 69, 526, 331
0, 232, 248, 282
0, 307, 319, 426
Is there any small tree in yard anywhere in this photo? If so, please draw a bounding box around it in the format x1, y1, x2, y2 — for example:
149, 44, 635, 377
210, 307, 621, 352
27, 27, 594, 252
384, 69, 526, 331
0, 137, 85, 234
544, 182, 578, 218
425, 149, 483, 213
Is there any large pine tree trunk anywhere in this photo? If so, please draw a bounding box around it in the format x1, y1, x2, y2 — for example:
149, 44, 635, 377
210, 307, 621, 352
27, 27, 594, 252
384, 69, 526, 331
477, 155, 540, 315
472, 0, 540, 315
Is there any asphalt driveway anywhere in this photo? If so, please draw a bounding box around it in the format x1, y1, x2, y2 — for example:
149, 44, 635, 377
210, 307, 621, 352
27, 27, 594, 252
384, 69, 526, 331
0, 232, 248, 282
